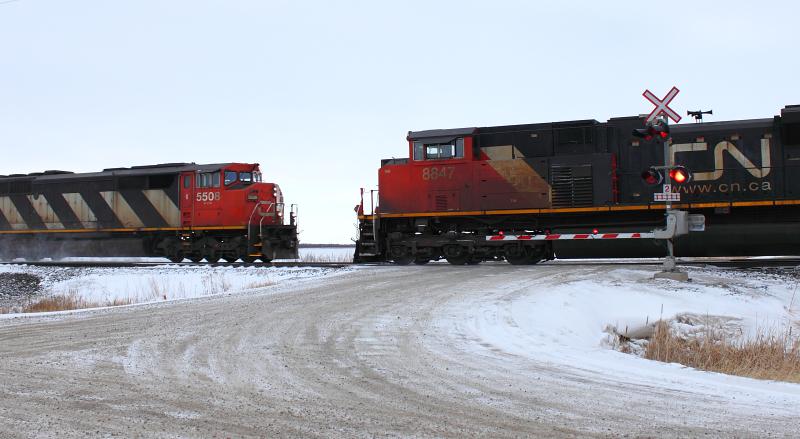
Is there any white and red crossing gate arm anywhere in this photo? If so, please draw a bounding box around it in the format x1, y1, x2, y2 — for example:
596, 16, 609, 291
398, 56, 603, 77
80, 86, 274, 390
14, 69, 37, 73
486, 232, 656, 241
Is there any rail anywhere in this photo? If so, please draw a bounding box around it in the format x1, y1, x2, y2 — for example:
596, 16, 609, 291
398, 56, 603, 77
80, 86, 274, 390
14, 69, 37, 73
2, 257, 798, 269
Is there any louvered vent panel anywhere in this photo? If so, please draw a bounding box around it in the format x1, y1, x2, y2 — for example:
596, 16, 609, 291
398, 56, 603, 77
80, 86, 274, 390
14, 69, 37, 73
435, 195, 448, 211
550, 166, 593, 208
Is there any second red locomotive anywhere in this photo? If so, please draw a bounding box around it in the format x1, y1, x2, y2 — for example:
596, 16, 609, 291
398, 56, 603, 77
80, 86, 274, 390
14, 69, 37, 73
0, 162, 298, 262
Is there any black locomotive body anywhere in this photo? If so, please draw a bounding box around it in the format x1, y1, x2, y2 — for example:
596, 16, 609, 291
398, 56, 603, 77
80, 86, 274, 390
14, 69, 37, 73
355, 105, 800, 264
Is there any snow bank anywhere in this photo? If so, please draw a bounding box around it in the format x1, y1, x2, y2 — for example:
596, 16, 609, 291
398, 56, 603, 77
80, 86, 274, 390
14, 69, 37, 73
0, 264, 349, 316
434, 266, 800, 402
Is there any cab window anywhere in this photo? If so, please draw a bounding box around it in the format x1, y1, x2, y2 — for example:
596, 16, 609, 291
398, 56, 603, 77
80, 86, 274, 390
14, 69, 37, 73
413, 142, 424, 160
415, 138, 464, 160
224, 171, 237, 185
239, 172, 253, 184
197, 172, 221, 188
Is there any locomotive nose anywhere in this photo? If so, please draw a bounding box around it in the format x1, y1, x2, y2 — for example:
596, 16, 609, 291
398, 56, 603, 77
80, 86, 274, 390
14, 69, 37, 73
247, 182, 283, 223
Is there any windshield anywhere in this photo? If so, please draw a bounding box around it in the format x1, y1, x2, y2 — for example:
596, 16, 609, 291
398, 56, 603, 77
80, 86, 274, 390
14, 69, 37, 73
224, 171, 237, 185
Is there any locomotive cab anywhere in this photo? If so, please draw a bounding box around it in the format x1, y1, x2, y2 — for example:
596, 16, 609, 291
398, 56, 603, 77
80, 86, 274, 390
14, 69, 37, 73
378, 129, 476, 213
177, 163, 298, 262
179, 163, 291, 229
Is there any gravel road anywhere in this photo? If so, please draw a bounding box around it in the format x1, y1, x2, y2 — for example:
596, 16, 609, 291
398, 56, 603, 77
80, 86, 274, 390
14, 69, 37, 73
0, 265, 796, 438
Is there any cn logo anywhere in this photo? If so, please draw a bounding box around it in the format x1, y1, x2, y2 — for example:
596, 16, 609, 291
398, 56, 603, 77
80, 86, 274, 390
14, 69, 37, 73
671, 138, 772, 182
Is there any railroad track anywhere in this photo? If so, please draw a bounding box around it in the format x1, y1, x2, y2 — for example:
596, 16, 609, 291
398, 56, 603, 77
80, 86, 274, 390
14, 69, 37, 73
541, 258, 800, 269
1, 257, 799, 269
0, 260, 353, 269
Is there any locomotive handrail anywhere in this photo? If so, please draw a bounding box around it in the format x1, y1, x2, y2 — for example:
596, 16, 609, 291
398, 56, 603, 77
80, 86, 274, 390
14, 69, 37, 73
248, 201, 274, 249
370, 189, 378, 216
290, 204, 298, 228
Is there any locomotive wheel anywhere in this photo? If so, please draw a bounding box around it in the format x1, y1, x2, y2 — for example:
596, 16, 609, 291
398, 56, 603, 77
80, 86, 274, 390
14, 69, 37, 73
505, 254, 527, 265
445, 255, 468, 265
506, 254, 541, 265
520, 257, 541, 265
223, 257, 237, 263
413, 258, 430, 265
206, 256, 220, 263
392, 256, 414, 265
189, 255, 203, 263
241, 256, 257, 263
260, 257, 273, 263
168, 254, 184, 263
466, 256, 482, 265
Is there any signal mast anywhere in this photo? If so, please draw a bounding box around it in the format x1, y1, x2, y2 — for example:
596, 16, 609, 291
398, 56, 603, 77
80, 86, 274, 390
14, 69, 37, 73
634, 87, 700, 280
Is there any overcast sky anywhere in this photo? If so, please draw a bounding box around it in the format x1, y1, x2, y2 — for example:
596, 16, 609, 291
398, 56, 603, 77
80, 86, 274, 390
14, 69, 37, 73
1, 0, 798, 243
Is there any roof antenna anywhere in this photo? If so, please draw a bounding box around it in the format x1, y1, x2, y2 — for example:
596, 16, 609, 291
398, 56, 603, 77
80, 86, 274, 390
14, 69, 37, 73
687, 110, 712, 123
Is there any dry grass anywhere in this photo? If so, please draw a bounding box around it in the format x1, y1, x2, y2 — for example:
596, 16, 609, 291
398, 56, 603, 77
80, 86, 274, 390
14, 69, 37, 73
1, 272, 237, 315
645, 321, 800, 383
244, 279, 276, 289
20, 293, 134, 313
300, 252, 353, 263
201, 272, 232, 295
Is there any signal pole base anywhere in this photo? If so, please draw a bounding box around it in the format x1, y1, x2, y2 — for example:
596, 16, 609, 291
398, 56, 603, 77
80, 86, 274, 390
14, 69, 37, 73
653, 258, 689, 282
654, 270, 689, 282
654, 250, 690, 281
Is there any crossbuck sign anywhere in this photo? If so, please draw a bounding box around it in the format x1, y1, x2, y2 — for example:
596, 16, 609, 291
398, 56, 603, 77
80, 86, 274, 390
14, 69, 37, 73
643, 87, 682, 123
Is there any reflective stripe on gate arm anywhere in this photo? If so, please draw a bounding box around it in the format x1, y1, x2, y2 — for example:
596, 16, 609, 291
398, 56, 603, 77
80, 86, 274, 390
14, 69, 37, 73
486, 233, 656, 241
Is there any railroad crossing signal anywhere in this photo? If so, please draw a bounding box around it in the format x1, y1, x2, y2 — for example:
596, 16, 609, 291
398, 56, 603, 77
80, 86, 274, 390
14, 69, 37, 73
642, 166, 693, 187
669, 166, 692, 184
641, 168, 664, 186
633, 118, 670, 141
643, 87, 682, 123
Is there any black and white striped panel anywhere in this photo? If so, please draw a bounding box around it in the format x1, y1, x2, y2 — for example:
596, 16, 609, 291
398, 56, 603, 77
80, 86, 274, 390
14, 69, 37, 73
0, 189, 181, 231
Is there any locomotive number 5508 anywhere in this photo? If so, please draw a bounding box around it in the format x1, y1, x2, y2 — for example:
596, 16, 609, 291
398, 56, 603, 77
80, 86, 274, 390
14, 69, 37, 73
196, 192, 221, 202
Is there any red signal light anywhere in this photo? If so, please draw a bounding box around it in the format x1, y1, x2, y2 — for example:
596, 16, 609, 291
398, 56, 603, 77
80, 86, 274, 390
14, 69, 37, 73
592, 228, 599, 235
641, 168, 663, 186
633, 120, 670, 142
668, 166, 692, 184
633, 127, 656, 141
670, 169, 687, 183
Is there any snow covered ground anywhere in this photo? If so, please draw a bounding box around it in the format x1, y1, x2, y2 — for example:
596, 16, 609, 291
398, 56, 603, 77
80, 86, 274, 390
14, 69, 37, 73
0, 264, 351, 316
1, 263, 798, 435
2, 261, 799, 393
432, 265, 800, 408
298, 246, 353, 262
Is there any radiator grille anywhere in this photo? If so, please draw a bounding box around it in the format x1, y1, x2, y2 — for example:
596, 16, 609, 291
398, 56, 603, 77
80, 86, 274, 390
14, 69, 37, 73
435, 195, 448, 211
550, 165, 593, 208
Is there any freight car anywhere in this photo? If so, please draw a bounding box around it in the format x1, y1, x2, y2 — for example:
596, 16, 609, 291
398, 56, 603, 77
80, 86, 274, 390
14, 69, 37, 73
354, 105, 800, 264
0, 163, 298, 262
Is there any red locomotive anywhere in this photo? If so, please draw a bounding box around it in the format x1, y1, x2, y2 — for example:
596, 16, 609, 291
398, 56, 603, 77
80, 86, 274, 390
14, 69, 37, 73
355, 105, 800, 264
0, 162, 298, 262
